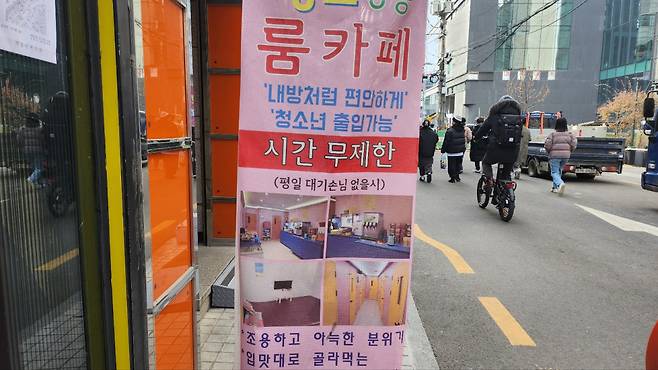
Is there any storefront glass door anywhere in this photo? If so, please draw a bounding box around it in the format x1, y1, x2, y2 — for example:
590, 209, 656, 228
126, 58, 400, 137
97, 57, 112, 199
134, 0, 197, 368
0, 1, 87, 368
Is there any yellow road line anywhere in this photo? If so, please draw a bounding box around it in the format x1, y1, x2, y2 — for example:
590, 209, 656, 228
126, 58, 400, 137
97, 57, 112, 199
479, 297, 536, 347
414, 224, 474, 274
35, 249, 79, 271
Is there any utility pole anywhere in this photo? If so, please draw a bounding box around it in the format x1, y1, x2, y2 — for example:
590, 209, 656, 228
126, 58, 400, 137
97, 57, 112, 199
653, 8, 658, 83
435, 0, 449, 128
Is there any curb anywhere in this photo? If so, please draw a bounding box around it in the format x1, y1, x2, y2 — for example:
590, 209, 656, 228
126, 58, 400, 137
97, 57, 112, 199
407, 294, 440, 370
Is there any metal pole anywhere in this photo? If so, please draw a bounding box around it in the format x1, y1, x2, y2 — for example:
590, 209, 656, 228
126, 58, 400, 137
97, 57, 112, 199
437, 8, 447, 127
652, 9, 658, 82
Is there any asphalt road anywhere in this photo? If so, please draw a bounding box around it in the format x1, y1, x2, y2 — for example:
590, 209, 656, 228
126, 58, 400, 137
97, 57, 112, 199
412, 160, 658, 369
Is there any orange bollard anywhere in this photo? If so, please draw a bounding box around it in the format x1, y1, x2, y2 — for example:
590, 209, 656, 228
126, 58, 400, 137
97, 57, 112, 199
648, 321, 658, 370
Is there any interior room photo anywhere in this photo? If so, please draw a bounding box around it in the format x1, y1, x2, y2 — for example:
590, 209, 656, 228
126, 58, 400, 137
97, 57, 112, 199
323, 260, 409, 326
326, 195, 413, 259
239, 192, 329, 260
240, 259, 322, 327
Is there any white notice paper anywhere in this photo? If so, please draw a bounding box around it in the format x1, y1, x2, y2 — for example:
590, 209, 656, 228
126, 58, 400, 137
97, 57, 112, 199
0, 0, 57, 64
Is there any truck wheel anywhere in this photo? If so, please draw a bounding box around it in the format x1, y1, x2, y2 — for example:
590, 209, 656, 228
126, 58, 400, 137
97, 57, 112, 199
576, 173, 596, 180
527, 160, 539, 178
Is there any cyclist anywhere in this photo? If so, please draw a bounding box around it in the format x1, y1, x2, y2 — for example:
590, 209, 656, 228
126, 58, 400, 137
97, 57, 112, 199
473, 95, 524, 189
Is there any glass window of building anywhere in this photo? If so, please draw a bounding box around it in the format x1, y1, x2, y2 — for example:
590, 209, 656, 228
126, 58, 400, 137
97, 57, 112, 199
495, 0, 574, 71
0, 1, 88, 369
601, 0, 654, 71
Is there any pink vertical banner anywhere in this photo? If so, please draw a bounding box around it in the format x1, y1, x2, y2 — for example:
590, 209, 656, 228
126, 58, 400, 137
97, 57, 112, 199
237, 0, 426, 369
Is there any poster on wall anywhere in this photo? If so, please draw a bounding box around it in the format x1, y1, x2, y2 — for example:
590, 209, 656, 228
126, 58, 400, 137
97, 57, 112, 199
0, 0, 57, 64
236, 0, 426, 368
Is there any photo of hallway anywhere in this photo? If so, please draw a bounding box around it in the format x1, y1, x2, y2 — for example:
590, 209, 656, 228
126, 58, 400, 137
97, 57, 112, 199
239, 192, 329, 260
323, 260, 410, 327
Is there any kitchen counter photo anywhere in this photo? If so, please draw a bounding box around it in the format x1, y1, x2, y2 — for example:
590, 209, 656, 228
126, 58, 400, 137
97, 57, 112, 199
326, 195, 413, 260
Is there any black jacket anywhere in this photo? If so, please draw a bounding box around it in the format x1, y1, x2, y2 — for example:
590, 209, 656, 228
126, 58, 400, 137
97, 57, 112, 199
441, 123, 466, 154
419, 126, 439, 158
474, 99, 522, 164
470, 124, 488, 162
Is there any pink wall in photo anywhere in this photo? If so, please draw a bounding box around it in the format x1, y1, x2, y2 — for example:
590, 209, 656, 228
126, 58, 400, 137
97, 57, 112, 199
288, 201, 328, 230
332, 195, 413, 226
257, 208, 288, 238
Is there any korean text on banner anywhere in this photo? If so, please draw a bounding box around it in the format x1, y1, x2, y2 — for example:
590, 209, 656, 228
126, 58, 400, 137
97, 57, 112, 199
237, 1, 426, 369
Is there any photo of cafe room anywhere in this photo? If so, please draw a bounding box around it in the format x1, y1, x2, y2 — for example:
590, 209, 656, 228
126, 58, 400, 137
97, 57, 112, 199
323, 260, 410, 326
239, 192, 329, 260
326, 195, 412, 259
240, 259, 322, 327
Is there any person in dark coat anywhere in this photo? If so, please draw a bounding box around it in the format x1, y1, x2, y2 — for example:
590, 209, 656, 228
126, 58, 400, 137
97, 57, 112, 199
16, 113, 45, 185
441, 115, 467, 183
41, 91, 75, 191
469, 117, 487, 173
418, 119, 439, 183
474, 95, 522, 182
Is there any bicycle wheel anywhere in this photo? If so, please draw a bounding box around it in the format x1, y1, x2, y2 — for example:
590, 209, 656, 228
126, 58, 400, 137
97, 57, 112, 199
498, 189, 515, 222
48, 186, 69, 218
476, 176, 490, 209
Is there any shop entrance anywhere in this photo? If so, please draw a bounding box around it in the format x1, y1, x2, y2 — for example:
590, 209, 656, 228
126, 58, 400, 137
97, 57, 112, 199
134, 0, 198, 368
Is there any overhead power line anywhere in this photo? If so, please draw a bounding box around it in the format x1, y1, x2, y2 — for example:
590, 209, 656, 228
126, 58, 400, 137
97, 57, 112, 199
450, 0, 586, 61
527, 0, 591, 35
474, 0, 561, 68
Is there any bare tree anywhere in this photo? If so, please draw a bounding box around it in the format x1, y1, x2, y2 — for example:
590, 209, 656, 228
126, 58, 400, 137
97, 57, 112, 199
505, 69, 550, 112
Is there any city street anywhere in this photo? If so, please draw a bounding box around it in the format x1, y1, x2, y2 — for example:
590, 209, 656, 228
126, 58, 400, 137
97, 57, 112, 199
412, 161, 658, 369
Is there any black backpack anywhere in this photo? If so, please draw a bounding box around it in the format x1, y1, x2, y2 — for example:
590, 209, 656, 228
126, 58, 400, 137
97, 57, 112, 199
494, 114, 524, 147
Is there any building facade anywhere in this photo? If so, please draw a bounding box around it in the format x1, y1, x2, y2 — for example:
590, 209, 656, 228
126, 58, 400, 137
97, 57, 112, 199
443, 0, 605, 124
598, 0, 658, 103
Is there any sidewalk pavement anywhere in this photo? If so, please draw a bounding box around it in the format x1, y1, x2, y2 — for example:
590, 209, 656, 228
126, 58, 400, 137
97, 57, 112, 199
198, 295, 439, 370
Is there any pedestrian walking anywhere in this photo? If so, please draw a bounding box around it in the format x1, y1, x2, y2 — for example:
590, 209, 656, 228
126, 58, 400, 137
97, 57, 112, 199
461, 117, 471, 174
418, 119, 439, 183
441, 115, 467, 183
16, 112, 45, 186
513, 125, 531, 179
544, 117, 577, 195
470, 117, 487, 173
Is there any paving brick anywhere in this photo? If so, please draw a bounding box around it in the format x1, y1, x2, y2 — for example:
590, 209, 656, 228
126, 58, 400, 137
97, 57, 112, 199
216, 352, 233, 363
211, 325, 232, 335
200, 351, 218, 363
206, 334, 224, 343
204, 311, 222, 319
216, 319, 233, 327
202, 342, 223, 353
220, 343, 235, 353
211, 361, 233, 370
